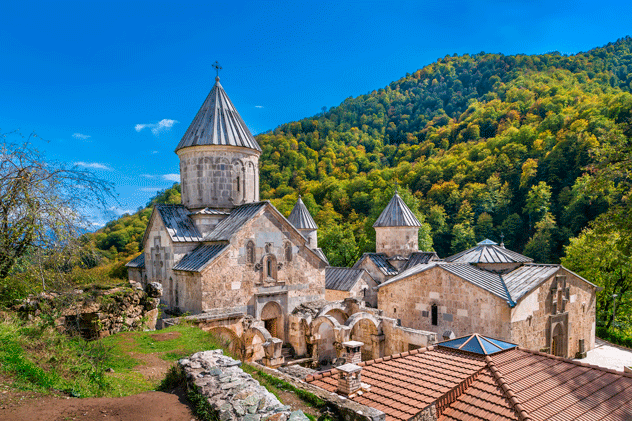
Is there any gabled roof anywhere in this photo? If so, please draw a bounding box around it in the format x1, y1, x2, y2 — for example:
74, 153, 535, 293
201, 200, 328, 266
175, 77, 261, 152
354, 253, 399, 277
402, 252, 441, 271
154, 204, 204, 243
373, 192, 421, 228
445, 239, 533, 264
172, 244, 228, 272
503, 263, 560, 302
287, 196, 318, 230
379, 262, 515, 304
307, 339, 632, 421
441, 264, 514, 304
125, 253, 145, 269
326, 267, 368, 291
204, 202, 267, 241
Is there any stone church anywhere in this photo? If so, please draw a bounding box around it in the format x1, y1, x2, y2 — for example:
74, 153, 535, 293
126, 76, 330, 346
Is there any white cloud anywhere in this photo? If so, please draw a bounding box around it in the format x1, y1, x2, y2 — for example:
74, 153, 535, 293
75, 161, 111, 170
151, 150, 159, 154
135, 119, 179, 135
91, 221, 105, 228
108, 206, 133, 216
255, 105, 263, 109
138, 187, 162, 192
140, 174, 156, 179
162, 173, 180, 182
72, 133, 91, 140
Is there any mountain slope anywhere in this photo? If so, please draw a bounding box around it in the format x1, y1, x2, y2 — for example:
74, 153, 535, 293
92, 37, 632, 266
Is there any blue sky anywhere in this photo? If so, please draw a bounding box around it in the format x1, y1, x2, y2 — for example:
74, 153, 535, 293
1, 0, 631, 226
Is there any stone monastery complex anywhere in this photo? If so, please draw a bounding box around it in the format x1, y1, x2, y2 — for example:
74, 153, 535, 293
127, 76, 600, 368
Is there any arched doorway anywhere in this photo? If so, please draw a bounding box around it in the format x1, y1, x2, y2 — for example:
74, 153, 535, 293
260, 301, 284, 341
551, 323, 566, 357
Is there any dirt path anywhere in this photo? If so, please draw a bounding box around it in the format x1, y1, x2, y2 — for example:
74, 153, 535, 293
0, 330, 200, 421
0, 387, 197, 421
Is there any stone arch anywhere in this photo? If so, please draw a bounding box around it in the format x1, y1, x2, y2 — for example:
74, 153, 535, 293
344, 312, 381, 333
316, 302, 350, 321
243, 326, 272, 362
209, 327, 243, 358
311, 315, 341, 364
551, 322, 567, 357
324, 309, 348, 325
261, 254, 278, 282
260, 301, 283, 340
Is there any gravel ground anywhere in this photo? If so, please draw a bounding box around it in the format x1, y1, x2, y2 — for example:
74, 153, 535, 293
575, 338, 632, 372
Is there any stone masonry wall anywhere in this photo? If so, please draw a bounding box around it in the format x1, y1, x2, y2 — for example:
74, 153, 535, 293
375, 226, 419, 258
510, 268, 597, 357
196, 207, 327, 326
378, 267, 512, 341
179, 350, 308, 421
178, 145, 260, 210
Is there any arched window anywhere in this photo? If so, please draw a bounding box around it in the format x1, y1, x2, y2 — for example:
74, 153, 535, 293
261, 254, 278, 281
285, 242, 292, 262
246, 241, 255, 264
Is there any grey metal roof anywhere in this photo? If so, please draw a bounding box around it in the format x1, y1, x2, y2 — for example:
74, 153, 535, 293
172, 244, 228, 272
326, 267, 366, 291
313, 248, 329, 265
379, 262, 514, 304
156, 205, 204, 242
373, 192, 421, 227
175, 77, 262, 152
125, 253, 145, 269
503, 264, 560, 302
189, 208, 230, 216
402, 252, 441, 271
204, 202, 266, 241
287, 196, 318, 230
378, 263, 438, 287
441, 264, 513, 303
444, 240, 533, 264
354, 253, 399, 277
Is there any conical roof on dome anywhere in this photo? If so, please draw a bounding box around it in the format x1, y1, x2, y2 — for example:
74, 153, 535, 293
445, 239, 533, 264
373, 192, 421, 227
175, 77, 261, 152
287, 196, 317, 230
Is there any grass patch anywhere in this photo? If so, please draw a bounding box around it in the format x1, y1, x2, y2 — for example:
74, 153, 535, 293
242, 364, 326, 409
0, 313, 231, 398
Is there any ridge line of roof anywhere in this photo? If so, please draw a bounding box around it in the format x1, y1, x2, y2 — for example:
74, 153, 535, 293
499, 274, 516, 307
434, 367, 485, 418
515, 346, 632, 378
485, 355, 532, 421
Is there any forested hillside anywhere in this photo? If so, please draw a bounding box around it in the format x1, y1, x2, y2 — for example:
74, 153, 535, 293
91, 37, 632, 268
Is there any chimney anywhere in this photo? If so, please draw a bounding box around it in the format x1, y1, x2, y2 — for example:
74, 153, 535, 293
342, 340, 364, 365
336, 363, 362, 396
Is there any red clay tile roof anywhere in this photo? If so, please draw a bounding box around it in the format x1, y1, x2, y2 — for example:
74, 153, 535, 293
305, 343, 632, 421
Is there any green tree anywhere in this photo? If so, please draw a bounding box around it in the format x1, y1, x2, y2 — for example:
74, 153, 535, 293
562, 228, 632, 328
